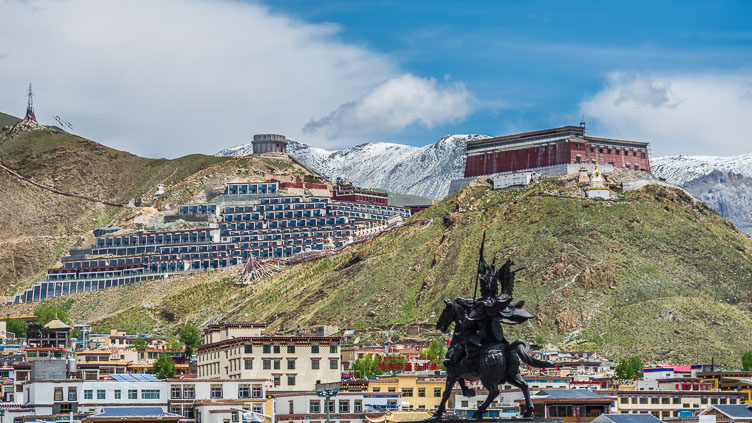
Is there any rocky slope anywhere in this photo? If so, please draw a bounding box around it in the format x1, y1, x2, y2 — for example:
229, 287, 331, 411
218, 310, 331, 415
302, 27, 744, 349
4, 174, 752, 366
218, 134, 489, 200
653, 154, 752, 235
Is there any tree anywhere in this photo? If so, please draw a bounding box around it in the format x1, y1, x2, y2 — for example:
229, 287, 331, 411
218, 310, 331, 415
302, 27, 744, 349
153, 353, 176, 379
34, 305, 69, 325
166, 337, 183, 352
422, 340, 446, 367
351, 354, 383, 379
132, 336, 148, 351
742, 350, 752, 371
615, 356, 643, 380
4, 319, 27, 338
179, 323, 201, 357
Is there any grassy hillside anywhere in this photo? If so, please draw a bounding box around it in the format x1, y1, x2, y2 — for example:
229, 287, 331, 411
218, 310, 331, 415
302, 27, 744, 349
4, 176, 751, 366
0, 127, 312, 294
0, 112, 20, 128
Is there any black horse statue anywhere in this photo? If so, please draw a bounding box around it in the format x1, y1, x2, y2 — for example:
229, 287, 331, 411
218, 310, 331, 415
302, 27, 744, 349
434, 298, 554, 419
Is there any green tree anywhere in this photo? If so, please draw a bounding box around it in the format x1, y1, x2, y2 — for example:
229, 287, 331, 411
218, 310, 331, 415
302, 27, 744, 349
351, 354, 383, 379
153, 353, 176, 379
422, 340, 446, 366
34, 305, 69, 325
615, 356, 644, 380
4, 319, 27, 338
132, 336, 148, 351
71, 328, 83, 339
742, 350, 752, 371
179, 323, 201, 357
535, 334, 545, 346
166, 337, 183, 352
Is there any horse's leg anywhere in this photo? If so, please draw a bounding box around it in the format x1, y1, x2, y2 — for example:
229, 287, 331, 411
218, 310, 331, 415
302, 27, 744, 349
457, 378, 476, 397
433, 372, 457, 418
472, 377, 499, 419
509, 372, 533, 418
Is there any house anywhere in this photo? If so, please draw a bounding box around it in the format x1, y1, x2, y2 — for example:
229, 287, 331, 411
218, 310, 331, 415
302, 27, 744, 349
591, 414, 664, 423
698, 405, 752, 423
271, 391, 401, 422
614, 388, 745, 420
196, 322, 341, 391
518, 389, 615, 422
26, 320, 72, 350
367, 375, 446, 411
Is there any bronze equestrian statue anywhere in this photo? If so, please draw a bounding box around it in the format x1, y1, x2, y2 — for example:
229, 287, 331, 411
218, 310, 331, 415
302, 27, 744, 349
433, 235, 554, 419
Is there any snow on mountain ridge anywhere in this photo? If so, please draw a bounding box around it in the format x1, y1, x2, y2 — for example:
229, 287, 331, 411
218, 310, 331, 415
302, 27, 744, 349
652, 152, 752, 185
217, 134, 489, 199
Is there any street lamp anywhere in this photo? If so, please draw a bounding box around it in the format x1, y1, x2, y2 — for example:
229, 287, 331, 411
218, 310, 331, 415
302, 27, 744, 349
315, 382, 341, 423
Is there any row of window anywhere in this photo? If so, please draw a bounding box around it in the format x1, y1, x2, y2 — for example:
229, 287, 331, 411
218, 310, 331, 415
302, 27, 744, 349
372, 387, 442, 397
620, 396, 739, 405
242, 342, 337, 354
309, 399, 364, 414
253, 358, 339, 370
53, 387, 160, 401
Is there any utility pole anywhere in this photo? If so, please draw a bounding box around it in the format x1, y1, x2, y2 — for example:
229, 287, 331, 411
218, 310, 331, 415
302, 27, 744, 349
315, 383, 340, 423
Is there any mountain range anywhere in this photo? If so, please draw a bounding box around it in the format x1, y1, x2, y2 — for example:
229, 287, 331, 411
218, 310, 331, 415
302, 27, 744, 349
220, 138, 752, 235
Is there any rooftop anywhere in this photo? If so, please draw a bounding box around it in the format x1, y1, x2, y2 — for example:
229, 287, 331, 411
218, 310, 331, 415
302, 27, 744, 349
592, 414, 663, 423
706, 405, 752, 419
87, 407, 182, 419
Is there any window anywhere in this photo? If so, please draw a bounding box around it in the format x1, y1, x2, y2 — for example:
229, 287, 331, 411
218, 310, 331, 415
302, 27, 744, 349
244, 359, 253, 370
232, 413, 239, 422
461, 401, 469, 408
287, 359, 296, 370
701, 398, 708, 404
54, 387, 63, 402
651, 398, 659, 404
273, 344, 280, 354
263, 343, 271, 354
287, 343, 295, 354
418, 388, 426, 397
288, 400, 294, 414
114, 390, 121, 400
549, 406, 573, 418
388, 387, 396, 392
171, 385, 182, 399
239, 385, 250, 398
639, 398, 648, 404
373, 388, 381, 392
273, 374, 281, 387
434, 388, 442, 397
252, 384, 262, 398
169, 405, 182, 416
402, 389, 413, 397
326, 400, 335, 413
142, 390, 160, 400
720, 398, 727, 405
330, 343, 338, 354
287, 374, 296, 386
128, 390, 138, 400
330, 358, 338, 370
662, 397, 670, 404
84, 390, 93, 400
310, 400, 321, 413
263, 359, 271, 370
68, 388, 77, 402
674, 398, 681, 404
354, 400, 362, 413
730, 399, 737, 404
244, 343, 253, 354
183, 386, 195, 399
210, 385, 223, 399
339, 400, 350, 413
60, 403, 72, 414
273, 360, 281, 370
311, 343, 320, 354
311, 358, 320, 370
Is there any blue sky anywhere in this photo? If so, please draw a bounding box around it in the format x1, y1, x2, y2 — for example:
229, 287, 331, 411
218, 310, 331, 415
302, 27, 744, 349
1, 0, 750, 157
264, 0, 752, 151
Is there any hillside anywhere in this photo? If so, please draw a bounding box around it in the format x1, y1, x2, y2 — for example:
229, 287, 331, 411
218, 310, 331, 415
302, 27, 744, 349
0, 125, 315, 295
4, 173, 751, 366
218, 134, 488, 200
0, 112, 20, 128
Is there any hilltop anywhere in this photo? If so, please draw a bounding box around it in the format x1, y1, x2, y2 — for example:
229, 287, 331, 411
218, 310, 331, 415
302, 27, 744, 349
0, 125, 316, 294
3, 164, 751, 366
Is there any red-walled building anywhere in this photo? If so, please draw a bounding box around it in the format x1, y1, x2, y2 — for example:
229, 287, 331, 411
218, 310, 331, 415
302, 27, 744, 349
464, 126, 651, 178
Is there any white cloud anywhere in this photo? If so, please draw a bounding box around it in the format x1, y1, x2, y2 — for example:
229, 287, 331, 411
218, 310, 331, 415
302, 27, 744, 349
581, 72, 752, 156
0, 0, 415, 156
304, 74, 472, 139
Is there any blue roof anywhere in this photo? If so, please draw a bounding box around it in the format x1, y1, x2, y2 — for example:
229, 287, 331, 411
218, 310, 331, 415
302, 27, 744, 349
109, 374, 160, 382
93, 408, 180, 418
535, 389, 609, 400
594, 414, 663, 423
712, 405, 752, 418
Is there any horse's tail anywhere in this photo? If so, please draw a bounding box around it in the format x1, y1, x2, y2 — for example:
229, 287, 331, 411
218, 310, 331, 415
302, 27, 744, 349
512, 341, 555, 368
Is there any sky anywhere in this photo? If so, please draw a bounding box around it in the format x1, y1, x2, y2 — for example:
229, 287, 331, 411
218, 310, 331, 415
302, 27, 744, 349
0, 0, 750, 158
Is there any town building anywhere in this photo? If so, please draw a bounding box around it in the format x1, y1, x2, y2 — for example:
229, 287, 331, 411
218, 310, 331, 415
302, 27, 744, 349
367, 375, 446, 410
26, 320, 72, 350
271, 391, 401, 422
252, 134, 288, 154
463, 125, 651, 178
697, 404, 752, 423
613, 388, 745, 420
518, 389, 615, 422
196, 322, 341, 391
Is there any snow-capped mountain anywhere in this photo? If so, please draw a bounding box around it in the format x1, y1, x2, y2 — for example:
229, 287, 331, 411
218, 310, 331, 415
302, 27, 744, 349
217, 134, 489, 200
653, 153, 752, 235
651, 153, 752, 186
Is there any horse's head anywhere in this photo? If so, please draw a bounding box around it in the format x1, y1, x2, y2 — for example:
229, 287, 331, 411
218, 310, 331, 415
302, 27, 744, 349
436, 299, 457, 333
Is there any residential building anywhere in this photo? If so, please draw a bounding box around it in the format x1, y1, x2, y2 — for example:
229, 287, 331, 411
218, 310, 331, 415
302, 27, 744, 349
518, 389, 615, 422
196, 322, 341, 391
367, 375, 445, 410
697, 405, 752, 423
613, 388, 745, 420
271, 391, 401, 422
